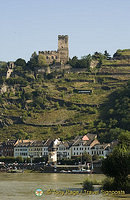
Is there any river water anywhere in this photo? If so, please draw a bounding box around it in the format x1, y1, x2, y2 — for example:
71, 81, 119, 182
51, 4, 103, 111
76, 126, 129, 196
0, 173, 129, 200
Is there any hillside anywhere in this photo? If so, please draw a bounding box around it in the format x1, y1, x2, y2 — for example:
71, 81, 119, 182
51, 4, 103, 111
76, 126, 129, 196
0, 50, 130, 142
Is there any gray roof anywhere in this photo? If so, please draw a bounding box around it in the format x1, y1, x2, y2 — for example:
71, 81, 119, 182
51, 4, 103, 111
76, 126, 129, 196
72, 138, 92, 146
43, 139, 53, 147
58, 141, 72, 148
15, 140, 44, 147
91, 143, 110, 150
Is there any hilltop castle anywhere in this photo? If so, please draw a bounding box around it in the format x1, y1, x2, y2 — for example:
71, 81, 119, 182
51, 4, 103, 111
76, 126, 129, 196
39, 35, 69, 65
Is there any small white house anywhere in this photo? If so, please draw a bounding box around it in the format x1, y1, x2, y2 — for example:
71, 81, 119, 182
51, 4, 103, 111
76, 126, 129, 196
57, 141, 71, 159
91, 144, 111, 158
71, 134, 99, 157
14, 140, 32, 158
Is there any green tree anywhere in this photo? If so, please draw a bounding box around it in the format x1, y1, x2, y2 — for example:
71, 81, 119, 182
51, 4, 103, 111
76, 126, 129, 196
82, 152, 92, 163
27, 52, 39, 71
15, 129, 29, 139
104, 50, 111, 60
92, 154, 99, 161
38, 54, 48, 67
68, 56, 78, 67
92, 52, 105, 60
102, 132, 130, 192
15, 58, 26, 67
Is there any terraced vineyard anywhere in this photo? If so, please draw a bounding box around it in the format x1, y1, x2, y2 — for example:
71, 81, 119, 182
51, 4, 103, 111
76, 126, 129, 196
0, 52, 130, 142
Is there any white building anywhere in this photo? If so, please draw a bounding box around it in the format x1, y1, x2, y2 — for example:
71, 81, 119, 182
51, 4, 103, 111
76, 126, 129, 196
57, 141, 72, 159
91, 144, 111, 158
28, 141, 43, 158
14, 140, 32, 158
14, 136, 114, 161
71, 134, 100, 157
14, 140, 44, 159
42, 139, 52, 156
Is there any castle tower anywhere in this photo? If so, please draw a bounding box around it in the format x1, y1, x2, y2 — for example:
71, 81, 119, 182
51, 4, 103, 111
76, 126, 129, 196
58, 35, 69, 64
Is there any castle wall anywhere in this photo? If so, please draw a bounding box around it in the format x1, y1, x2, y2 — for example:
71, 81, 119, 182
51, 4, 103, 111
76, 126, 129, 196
39, 35, 69, 65
39, 51, 60, 64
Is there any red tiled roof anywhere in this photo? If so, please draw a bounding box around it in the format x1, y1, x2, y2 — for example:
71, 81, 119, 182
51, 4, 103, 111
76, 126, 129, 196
82, 135, 89, 141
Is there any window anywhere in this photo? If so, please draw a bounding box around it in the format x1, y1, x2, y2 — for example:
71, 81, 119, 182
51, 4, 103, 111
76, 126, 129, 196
77, 152, 78, 155
46, 56, 48, 59
52, 56, 54, 59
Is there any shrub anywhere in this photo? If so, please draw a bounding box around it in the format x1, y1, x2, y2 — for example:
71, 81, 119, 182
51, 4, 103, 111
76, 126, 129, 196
102, 177, 115, 191
92, 154, 99, 161
83, 179, 94, 191
102, 177, 130, 193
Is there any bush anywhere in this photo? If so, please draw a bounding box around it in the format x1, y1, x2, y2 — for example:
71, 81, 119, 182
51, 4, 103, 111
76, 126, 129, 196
83, 179, 94, 191
102, 177, 115, 191
102, 177, 130, 193
0, 156, 23, 163
87, 107, 97, 114
92, 154, 99, 161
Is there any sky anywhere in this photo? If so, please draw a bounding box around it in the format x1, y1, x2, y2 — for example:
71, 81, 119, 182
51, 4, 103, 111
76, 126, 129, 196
0, 0, 130, 62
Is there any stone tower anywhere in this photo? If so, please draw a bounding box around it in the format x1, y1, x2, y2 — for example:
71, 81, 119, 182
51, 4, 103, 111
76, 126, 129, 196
58, 35, 69, 64
38, 35, 69, 65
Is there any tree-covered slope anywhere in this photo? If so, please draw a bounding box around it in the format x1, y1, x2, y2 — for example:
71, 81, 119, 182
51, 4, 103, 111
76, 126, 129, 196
0, 50, 130, 142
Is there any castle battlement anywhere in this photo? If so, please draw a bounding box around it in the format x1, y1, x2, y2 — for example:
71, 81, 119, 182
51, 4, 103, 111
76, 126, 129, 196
58, 35, 68, 38
39, 50, 57, 54
39, 35, 69, 65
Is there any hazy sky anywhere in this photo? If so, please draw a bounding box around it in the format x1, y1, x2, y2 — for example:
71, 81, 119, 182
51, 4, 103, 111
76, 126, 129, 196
0, 0, 130, 61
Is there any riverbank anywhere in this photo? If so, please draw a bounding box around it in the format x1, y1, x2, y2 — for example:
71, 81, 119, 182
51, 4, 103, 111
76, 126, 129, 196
0, 162, 103, 173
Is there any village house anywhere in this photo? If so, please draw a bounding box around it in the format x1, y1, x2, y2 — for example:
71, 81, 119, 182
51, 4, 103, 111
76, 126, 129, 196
0, 135, 115, 162
14, 140, 45, 159
91, 143, 111, 158
2, 139, 17, 157
71, 134, 100, 157
14, 140, 33, 158
57, 141, 72, 159
42, 139, 52, 156
28, 141, 43, 158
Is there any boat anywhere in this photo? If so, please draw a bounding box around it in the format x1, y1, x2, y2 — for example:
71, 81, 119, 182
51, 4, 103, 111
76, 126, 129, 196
7, 167, 23, 173
7, 169, 23, 173
71, 162, 93, 174
71, 168, 92, 174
